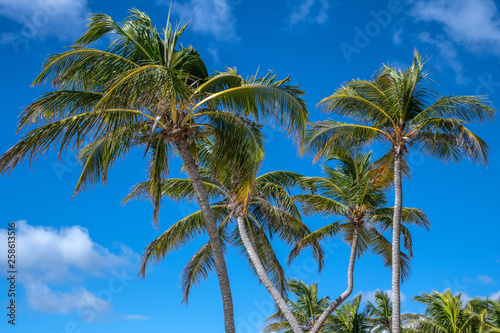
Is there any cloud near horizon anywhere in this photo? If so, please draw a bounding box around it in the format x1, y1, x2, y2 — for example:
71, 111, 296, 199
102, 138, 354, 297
1, 221, 141, 321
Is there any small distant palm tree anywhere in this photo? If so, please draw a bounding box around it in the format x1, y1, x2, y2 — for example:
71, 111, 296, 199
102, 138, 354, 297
366, 291, 393, 332
305, 50, 496, 333
326, 294, 371, 333
469, 297, 500, 332
405, 289, 500, 333
486, 297, 500, 330
288, 153, 429, 333
264, 279, 331, 333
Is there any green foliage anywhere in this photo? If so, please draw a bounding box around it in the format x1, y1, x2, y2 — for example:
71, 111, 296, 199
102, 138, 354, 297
406, 290, 500, 333
264, 279, 331, 333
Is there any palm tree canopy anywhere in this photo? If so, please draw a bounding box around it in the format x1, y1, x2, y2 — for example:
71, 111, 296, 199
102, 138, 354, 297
405, 290, 500, 333
325, 294, 371, 333
305, 50, 496, 167
366, 290, 393, 332
264, 279, 332, 333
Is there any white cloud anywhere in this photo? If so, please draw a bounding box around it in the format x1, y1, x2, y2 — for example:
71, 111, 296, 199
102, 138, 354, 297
164, 0, 238, 41
1, 221, 139, 317
477, 274, 496, 285
10, 221, 137, 283
393, 28, 402, 45
0, 0, 89, 42
490, 290, 500, 300
287, 0, 330, 28
452, 290, 500, 303
207, 47, 220, 63
412, 0, 500, 54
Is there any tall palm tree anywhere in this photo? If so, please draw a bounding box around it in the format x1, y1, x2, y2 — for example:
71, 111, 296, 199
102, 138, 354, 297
326, 294, 371, 333
129, 136, 322, 333
366, 291, 393, 332
304, 50, 496, 333
406, 290, 500, 333
289, 153, 429, 333
264, 279, 331, 333
0, 9, 308, 333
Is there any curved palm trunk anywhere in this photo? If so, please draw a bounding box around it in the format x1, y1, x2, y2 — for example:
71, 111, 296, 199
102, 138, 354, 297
176, 140, 235, 333
391, 151, 403, 333
236, 215, 304, 333
309, 226, 359, 333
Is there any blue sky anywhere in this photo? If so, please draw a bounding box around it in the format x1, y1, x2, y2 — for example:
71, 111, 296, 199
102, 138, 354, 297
0, 0, 499, 332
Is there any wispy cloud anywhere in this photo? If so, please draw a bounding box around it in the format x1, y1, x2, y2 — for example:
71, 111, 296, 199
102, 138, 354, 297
455, 290, 500, 303
412, 0, 500, 54
0, 0, 89, 43
124, 314, 153, 320
418, 32, 468, 84
393, 28, 403, 45
286, 0, 330, 28
0, 221, 139, 320
162, 0, 238, 41
477, 274, 496, 285
25, 283, 110, 314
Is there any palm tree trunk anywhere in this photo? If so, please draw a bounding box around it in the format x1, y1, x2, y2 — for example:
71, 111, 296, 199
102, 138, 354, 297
236, 215, 304, 333
309, 226, 359, 333
176, 140, 235, 333
391, 150, 403, 333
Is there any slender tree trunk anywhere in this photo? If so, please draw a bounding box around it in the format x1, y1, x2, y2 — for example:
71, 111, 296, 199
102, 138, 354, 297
176, 140, 235, 333
236, 215, 304, 333
309, 226, 359, 333
391, 150, 403, 333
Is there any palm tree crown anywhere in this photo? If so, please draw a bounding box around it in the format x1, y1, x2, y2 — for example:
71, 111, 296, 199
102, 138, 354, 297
366, 290, 393, 332
265, 279, 331, 333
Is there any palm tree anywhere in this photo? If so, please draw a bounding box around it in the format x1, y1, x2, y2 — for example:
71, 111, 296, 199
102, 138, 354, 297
326, 294, 371, 333
486, 297, 500, 330
366, 291, 392, 332
264, 279, 331, 333
470, 297, 500, 332
129, 136, 321, 333
405, 290, 500, 333
289, 153, 429, 333
0, 9, 308, 333
304, 50, 496, 333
